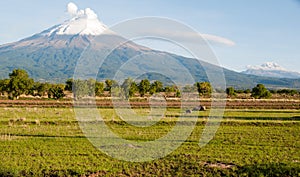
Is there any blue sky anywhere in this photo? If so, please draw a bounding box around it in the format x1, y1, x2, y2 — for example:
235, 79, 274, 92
0, 0, 300, 72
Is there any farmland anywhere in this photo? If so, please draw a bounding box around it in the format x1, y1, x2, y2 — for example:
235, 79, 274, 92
0, 98, 299, 109
0, 99, 299, 176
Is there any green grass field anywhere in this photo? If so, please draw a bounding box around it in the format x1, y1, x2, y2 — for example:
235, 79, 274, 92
0, 107, 299, 176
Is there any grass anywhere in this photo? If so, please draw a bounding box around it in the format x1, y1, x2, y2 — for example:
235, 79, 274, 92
0, 107, 299, 176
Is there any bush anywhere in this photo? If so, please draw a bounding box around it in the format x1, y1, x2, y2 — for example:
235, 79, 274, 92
196, 82, 212, 96
251, 84, 272, 99
226, 87, 236, 97
48, 85, 65, 99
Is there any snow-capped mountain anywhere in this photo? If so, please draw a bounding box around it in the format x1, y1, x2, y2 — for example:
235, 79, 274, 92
41, 3, 109, 36
246, 62, 286, 71
242, 62, 300, 79
0, 2, 148, 81
0, 3, 299, 88
1, 3, 113, 49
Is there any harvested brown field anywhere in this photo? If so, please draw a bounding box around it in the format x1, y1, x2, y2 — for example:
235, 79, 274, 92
0, 98, 299, 109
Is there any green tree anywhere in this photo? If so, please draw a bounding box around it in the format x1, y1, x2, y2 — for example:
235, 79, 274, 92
149, 81, 163, 95
95, 81, 104, 96
226, 87, 236, 97
86, 79, 96, 96
129, 82, 138, 98
163, 85, 181, 97
251, 84, 272, 99
7, 69, 34, 100
111, 86, 125, 98
277, 89, 298, 96
48, 84, 65, 100
0, 79, 9, 96
73, 80, 89, 99
105, 79, 118, 93
175, 89, 181, 97
244, 89, 251, 94
32, 82, 51, 97
164, 86, 175, 93
139, 79, 150, 97
121, 78, 137, 99
65, 78, 74, 92
196, 82, 212, 97
164, 85, 178, 97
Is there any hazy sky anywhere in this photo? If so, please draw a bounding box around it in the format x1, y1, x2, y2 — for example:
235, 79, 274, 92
0, 0, 300, 72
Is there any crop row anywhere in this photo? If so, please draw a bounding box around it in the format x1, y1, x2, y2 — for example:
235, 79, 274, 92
0, 99, 299, 109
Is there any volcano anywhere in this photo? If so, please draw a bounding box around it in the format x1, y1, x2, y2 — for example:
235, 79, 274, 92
242, 62, 300, 79
0, 3, 299, 89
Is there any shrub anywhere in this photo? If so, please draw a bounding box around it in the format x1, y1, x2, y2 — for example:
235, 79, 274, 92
251, 84, 272, 99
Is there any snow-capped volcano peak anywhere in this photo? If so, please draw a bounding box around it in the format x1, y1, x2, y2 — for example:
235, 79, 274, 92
242, 62, 300, 79
246, 62, 286, 71
261, 62, 285, 71
41, 2, 108, 36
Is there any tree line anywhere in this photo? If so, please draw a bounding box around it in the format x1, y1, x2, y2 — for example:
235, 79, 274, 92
0, 69, 66, 100
0, 69, 299, 100
0, 69, 211, 100
226, 84, 300, 99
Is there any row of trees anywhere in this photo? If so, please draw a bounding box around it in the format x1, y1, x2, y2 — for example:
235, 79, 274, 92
226, 84, 272, 99
226, 84, 300, 99
0, 69, 212, 100
66, 78, 207, 99
0, 69, 66, 100
1, 69, 299, 100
